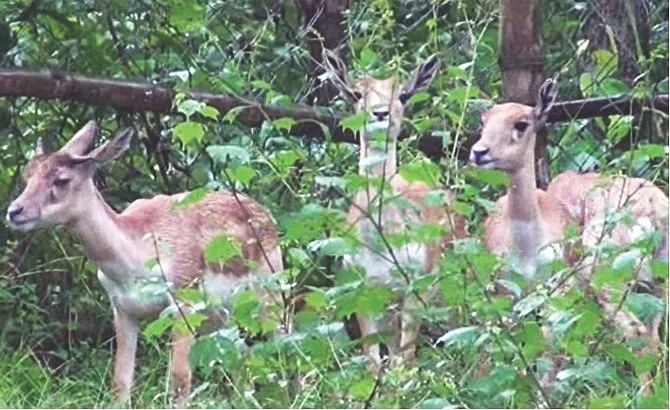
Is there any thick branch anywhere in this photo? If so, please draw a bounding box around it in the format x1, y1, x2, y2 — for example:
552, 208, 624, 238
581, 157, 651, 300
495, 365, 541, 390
0, 69, 667, 158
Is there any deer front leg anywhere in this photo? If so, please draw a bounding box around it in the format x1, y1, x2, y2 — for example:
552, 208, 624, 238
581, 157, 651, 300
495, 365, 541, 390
112, 310, 139, 404
357, 314, 384, 372
398, 296, 420, 365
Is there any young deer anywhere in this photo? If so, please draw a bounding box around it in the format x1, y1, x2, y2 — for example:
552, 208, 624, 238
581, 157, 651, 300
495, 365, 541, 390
471, 79, 663, 393
6, 121, 283, 404
339, 56, 466, 368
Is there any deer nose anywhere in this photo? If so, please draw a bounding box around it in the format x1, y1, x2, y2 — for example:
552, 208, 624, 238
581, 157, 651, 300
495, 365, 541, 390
372, 110, 389, 121
470, 147, 491, 165
7, 205, 24, 222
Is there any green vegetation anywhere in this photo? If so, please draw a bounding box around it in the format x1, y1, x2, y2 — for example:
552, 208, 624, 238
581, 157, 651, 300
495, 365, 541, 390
0, 0, 667, 408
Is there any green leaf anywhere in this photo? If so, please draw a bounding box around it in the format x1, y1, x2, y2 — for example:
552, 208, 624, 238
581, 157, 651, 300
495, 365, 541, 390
207, 145, 251, 165
657, 78, 669, 94
356, 285, 392, 315
223, 106, 245, 123
170, 1, 204, 32
452, 201, 474, 217
340, 114, 367, 132
359, 48, 377, 69
437, 325, 479, 348
593, 49, 618, 79
287, 248, 311, 267
174, 187, 211, 209
399, 159, 441, 187
204, 235, 242, 263
566, 339, 588, 357
307, 237, 354, 257
349, 376, 375, 400
580, 73, 595, 97
626, 293, 664, 323
227, 164, 255, 186
651, 259, 669, 280
600, 78, 629, 96
272, 117, 296, 131
406, 91, 430, 105
144, 314, 174, 339
178, 99, 203, 118
174, 121, 205, 145
305, 291, 327, 310
513, 294, 545, 317
606, 115, 632, 144
199, 105, 219, 120
467, 168, 510, 187
495, 279, 521, 299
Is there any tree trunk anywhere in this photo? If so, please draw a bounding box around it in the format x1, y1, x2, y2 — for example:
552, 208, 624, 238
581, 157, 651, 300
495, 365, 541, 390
586, 0, 651, 85
294, 0, 350, 105
585, 0, 657, 149
499, 0, 549, 189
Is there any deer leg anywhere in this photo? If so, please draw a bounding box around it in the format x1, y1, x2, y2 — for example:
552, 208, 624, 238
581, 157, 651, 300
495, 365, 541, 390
112, 310, 139, 404
170, 325, 195, 404
357, 314, 384, 371
398, 296, 420, 365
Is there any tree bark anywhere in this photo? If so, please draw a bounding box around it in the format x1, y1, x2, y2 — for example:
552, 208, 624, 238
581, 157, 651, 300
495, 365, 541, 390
0, 69, 666, 159
499, 0, 549, 189
586, 0, 651, 85
294, 0, 350, 105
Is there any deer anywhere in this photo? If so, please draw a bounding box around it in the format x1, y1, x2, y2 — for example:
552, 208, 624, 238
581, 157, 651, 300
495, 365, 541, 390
470, 79, 664, 395
547, 169, 668, 391
5, 121, 284, 404
335, 55, 466, 369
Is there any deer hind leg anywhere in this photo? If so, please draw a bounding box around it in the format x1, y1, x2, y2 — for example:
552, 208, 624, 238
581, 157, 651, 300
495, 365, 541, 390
594, 285, 658, 395
170, 324, 195, 404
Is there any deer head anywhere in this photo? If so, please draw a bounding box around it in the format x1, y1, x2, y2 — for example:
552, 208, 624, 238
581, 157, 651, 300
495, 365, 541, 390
470, 79, 557, 172
338, 55, 441, 145
6, 121, 134, 231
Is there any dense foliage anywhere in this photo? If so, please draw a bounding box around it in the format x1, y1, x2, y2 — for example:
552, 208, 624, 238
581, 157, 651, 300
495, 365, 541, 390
0, 0, 668, 408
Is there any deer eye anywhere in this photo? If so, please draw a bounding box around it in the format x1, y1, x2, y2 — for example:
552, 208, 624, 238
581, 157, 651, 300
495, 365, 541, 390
53, 177, 71, 187
398, 92, 410, 105
514, 121, 529, 133
352, 91, 363, 101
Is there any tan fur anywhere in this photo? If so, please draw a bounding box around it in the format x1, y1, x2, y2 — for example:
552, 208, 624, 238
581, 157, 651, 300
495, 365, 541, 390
471, 80, 664, 395
548, 170, 668, 394
342, 56, 466, 368
6, 122, 283, 404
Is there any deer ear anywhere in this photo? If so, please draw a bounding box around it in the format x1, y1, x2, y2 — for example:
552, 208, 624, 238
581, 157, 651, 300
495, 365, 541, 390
34, 136, 53, 156
400, 54, 441, 104
533, 78, 557, 123
87, 127, 134, 163
60, 120, 97, 156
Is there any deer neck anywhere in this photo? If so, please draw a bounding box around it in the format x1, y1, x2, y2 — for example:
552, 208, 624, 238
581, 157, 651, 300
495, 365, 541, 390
68, 181, 148, 280
505, 156, 545, 278
358, 135, 398, 179
507, 158, 540, 222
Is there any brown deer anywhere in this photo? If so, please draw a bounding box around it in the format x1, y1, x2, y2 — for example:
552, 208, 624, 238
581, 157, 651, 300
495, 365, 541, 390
470, 79, 664, 394
337, 55, 466, 369
6, 121, 283, 404
547, 170, 668, 393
